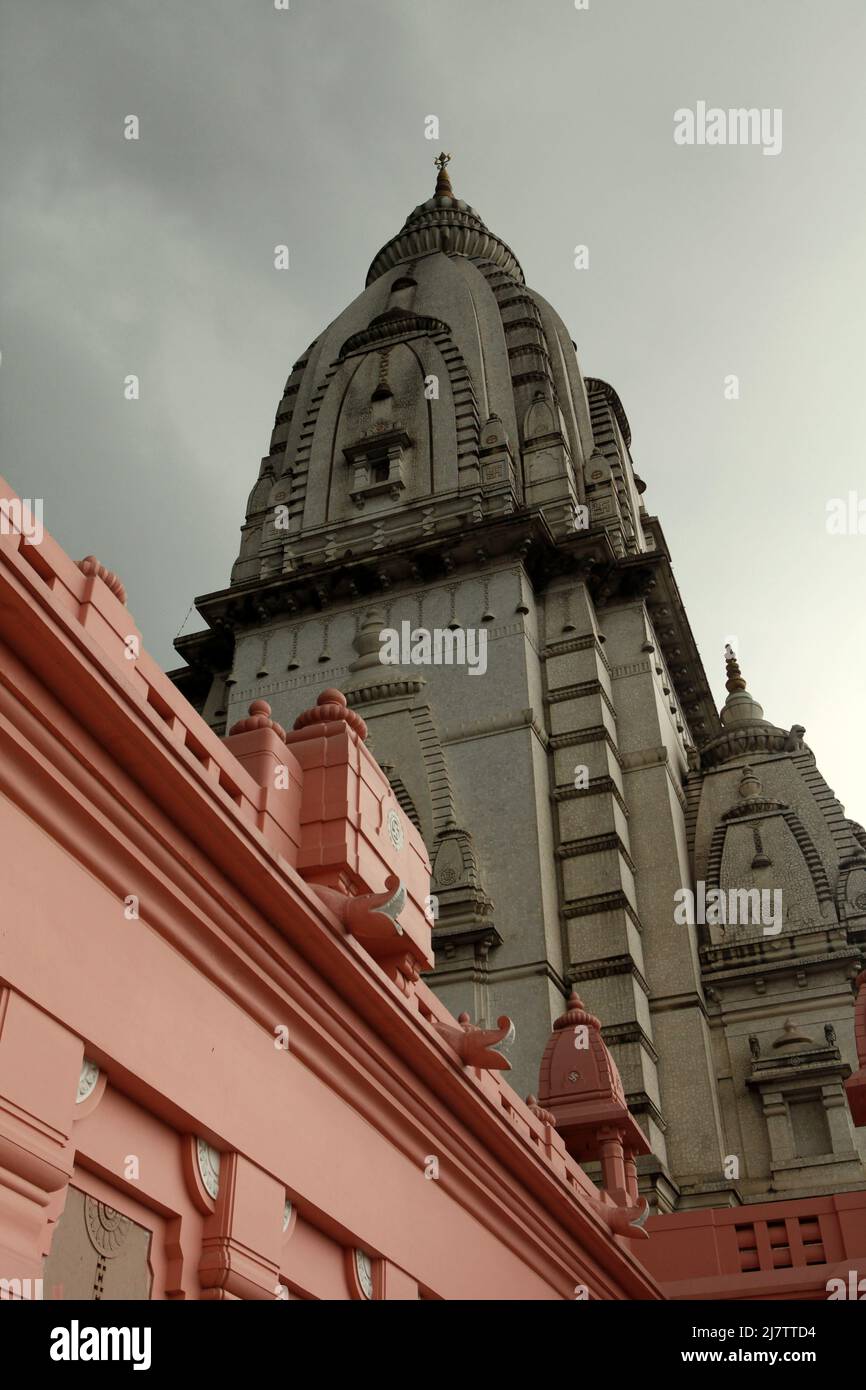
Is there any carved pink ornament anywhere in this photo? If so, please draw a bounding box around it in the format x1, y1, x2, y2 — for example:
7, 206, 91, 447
228, 700, 287, 740
77, 555, 127, 604
292, 688, 368, 741
434, 1013, 514, 1071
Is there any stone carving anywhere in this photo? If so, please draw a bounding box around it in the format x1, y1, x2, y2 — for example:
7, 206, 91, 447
293, 687, 368, 741
354, 1249, 374, 1299
784, 724, 806, 752
524, 1094, 557, 1126
196, 1138, 221, 1200
77, 1059, 100, 1104
229, 699, 287, 739
84, 1198, 132, 1258
77, 555, 127, 604
432, 836, 461, 887
386, 808, 404, 850
311, 875, 406, 952
433, 1012, 515, 1071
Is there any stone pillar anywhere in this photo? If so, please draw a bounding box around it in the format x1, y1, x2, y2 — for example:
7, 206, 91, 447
600, 598, 727, 1203
597, 1127, 628, 1203
763, 1093, 794, 1165
544, 583, 668, 1178
822, 1083, 859, 1154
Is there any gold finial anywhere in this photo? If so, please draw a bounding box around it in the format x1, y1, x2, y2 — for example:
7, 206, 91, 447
724, 644, 747, 693
433, 151, 453, 197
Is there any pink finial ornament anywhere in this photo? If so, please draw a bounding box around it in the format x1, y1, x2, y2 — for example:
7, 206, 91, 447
552, 989, 601, 1033
77, 555, 127, 604
228, 700, 287, 740
292, 688, 368, 740
525, 1094, 557, 1126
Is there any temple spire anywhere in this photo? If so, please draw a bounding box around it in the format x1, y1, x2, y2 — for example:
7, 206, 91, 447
720, 644, 767, 728
433, 150, 453, 198
724, 644, 747, 693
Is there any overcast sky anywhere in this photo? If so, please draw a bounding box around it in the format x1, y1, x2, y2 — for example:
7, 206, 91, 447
2, 0, 865, 817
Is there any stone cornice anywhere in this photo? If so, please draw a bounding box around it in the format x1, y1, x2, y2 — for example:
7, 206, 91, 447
556, 833, 637, 875
584, 377, 632, 448
620, 745, 688, 813
600, 1022, 660, 1067
339, 312, 451, 358
439, 707, 548, 747
701, 945, 862, 986
544, 678, 618, 722
554, 777, 630, 818
550, 726, 622, 763
567, 955, 650, 997
562, 891, 642, 930
623, 1091, 667, 1133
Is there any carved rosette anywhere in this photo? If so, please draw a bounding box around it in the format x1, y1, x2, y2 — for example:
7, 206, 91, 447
84, 1197, 132, 1258
196, 1138, 221, 1200
77, 1059, 100, 1104
386, 808, 404, 850
354, 1249, 374, 1299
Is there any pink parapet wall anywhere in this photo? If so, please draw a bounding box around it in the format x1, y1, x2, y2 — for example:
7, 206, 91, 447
640, 1192, 866, 1301
3, 473, 865, 1302
0, 474, 661, 1301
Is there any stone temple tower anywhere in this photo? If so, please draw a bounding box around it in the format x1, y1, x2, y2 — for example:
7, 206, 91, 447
173, 157, 866, 1210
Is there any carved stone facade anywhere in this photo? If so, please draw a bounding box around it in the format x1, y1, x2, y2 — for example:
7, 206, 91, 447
44, 1190, 153, 1301
172, 161, 866, 1212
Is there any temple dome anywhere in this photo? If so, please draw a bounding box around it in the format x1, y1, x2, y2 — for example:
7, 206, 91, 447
365, 153, 525, 287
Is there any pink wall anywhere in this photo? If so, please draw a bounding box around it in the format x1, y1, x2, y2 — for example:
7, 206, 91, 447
3, 475, 865, 1302
0, 476, 660, 1301
641, 1193, 866, 1300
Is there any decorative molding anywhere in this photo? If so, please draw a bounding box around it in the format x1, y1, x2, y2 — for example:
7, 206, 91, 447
601, 1022, 660, 1066
550, 727, 622, 763
440, 707, 548, 746
562, 891, 642, 932
543, 634, 611, 670
544, 679, 618, 722
620, 746, 668, 772
568, 955, 651, 997
557, 833, 636, 874
610, 660, 653, 680
554, 776, 630, 817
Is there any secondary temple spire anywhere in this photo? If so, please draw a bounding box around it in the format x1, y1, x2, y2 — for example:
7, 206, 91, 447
721, 644, 768, 728
724, 644, 747, 693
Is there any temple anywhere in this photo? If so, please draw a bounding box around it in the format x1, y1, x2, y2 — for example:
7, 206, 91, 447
172, 159, 866, 1212
2, 161, 865, 1301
